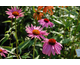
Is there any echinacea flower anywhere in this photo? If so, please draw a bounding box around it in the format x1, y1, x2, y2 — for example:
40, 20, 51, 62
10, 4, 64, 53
38, 18, 54, 28
42, 38, 62, 56
25, 24, 49, 40
6, 6, 24, 19
0, 48, 8, 57
38, 6, 54, 15
33, 9, 43, 20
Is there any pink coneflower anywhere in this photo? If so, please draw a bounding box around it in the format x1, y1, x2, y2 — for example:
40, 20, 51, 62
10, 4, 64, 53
38, 18, 54, 28
25, 24, 49, 40
0, 48, 8, 57
5, 6, 24, 19
42, 38, 62, 56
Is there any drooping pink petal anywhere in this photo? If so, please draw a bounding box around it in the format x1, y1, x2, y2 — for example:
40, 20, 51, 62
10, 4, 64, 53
54, 45, 61, 54
39, 35, 46, 39
43, 43, 48, 48
45, 44, 51, 55
3, 50, 8, 54
48, 48, 52, 56
51, 46, 55, 55
1, 53, 6, 57
36, 35, 41, 40
42, 44, 49, 54
55, 44, 62, 50
56, 42, 63, 47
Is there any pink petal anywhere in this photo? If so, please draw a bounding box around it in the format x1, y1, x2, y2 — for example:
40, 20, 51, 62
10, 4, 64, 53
45, 44, 51, 55
17, 8, 22, 13
43, 43, 48, 48
51, 46, 55, 55
0, 53, 6, 57
36, 35, 41, 40
48, 48, 52, 56
39, 35, 46, 39
49, 22, 54, 27
42, 44, 49, 54
56, 42, 63, 47
55, 44, 62, 50
54, 45, 61, 54
40, 31, 49, 36
3, 50, 8, 54
14, 7, 17, 11
31, 24, 34, 30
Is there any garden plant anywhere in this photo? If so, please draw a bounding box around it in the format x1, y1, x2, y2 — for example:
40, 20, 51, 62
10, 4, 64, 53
0, 6, 80, 59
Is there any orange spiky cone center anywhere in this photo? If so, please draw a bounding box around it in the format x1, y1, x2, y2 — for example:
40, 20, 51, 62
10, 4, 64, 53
12, 11, 19, 16
44, 18, 49, 23
48, 38, 56, 45
32, 29, 40, 35
0, 49, 2, 53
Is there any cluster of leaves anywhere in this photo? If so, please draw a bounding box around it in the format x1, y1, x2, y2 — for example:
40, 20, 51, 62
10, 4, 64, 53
0, 6, 80, 59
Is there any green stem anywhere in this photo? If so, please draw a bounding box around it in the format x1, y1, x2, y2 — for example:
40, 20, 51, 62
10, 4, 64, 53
33, 38, 37, 59
15, 18, 19, 59
0, 55, 2, 59
9, 18, 13, 46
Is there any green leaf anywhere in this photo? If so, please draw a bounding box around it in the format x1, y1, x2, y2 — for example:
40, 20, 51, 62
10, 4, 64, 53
50, 31, 63, 36
6, 55, 16, 59
53, 19, 62, 24
35, 49, 38, 55
27, 39, 34, 48
2, 20, 11, 23
65, 20, 71, 28
18, 39, 31, 50
21, 52, 31, 59
35, 44, 42, 47
77, 24, 80, 31
35, 55, 40, 59
1, 46, 12, 51
61, 8, 69, 13
62, 38, 71, 44
1, 34, 10, 46
21, 55, 31, 59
